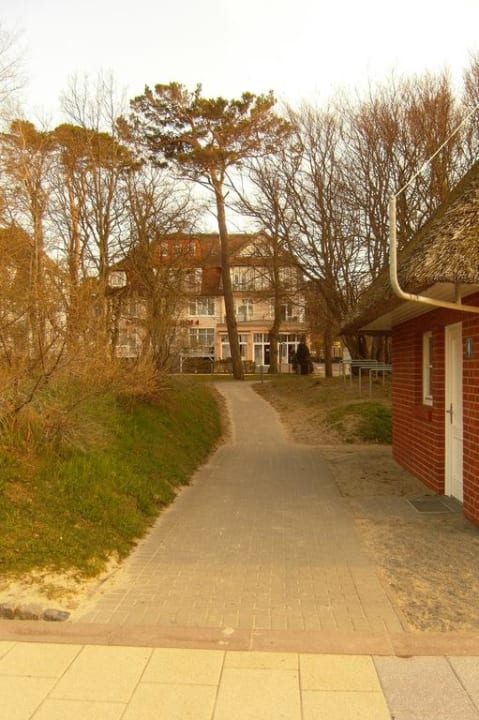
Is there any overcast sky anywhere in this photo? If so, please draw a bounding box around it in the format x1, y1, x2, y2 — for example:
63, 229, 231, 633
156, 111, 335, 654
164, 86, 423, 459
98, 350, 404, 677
2, 0, 479, 123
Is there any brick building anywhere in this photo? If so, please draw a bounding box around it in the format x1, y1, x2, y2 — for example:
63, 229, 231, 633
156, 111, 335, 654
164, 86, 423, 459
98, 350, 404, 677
343, 162, 479, 526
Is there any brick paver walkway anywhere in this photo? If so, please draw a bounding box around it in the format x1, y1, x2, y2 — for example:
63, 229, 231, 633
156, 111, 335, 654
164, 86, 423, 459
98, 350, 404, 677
75, 381, 404, 635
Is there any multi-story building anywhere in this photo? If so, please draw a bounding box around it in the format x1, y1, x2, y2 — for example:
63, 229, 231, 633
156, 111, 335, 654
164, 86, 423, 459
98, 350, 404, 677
109, 232, 309, 372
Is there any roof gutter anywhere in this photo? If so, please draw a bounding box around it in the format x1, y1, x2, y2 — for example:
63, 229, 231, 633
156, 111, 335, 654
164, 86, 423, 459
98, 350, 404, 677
389, 194, 479, 315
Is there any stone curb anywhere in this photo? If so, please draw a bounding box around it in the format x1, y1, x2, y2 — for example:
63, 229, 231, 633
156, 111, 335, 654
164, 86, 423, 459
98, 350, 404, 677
0, 601, 70, 622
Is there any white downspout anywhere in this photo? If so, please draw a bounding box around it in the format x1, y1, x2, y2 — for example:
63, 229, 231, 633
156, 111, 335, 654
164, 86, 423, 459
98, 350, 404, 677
389, 194, 479, 315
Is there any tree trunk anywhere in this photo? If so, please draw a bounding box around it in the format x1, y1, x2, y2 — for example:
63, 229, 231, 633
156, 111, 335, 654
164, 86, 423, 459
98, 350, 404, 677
268, 245, 282, 374
268, 330, 279, 373
323, 325, 333, 378
213, 182, 244, 380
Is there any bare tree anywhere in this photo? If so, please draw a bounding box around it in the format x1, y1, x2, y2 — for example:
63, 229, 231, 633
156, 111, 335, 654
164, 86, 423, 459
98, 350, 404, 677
283, 104, 364, 373
58, 80, 140, 345
232, 157, 301, 373
0, 23, 24, 125
0, 120, 55, 360
60, 71, 127, 134
118, 166, 200, 368
342, 72, 462, 279
460, 54, 479, 167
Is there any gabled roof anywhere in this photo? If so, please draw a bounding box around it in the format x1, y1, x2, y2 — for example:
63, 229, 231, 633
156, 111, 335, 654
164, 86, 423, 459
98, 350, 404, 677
342, 161, 479, 333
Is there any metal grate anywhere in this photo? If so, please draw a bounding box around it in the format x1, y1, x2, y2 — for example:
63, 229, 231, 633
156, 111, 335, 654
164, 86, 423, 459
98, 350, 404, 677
408, 495, 461, 514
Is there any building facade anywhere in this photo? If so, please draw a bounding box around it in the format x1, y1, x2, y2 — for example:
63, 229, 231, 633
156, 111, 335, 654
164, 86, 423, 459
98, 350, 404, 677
109, 232, 309, 372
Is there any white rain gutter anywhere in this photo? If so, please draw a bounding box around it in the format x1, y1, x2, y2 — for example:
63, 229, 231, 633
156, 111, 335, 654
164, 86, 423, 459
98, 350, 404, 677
389, 194, 479, 315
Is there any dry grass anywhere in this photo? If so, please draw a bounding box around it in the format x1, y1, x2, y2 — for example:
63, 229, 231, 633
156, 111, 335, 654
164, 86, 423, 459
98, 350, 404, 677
254, 374, 392, 445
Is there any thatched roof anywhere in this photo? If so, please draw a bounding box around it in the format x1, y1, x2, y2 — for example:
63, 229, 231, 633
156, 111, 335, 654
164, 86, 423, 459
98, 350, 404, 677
342, 161, 479, 333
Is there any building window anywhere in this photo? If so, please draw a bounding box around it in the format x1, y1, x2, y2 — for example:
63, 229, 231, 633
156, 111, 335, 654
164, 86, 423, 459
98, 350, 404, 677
279, 267, 297, 287
281, 302, 299, 321
185, 268, 202, 291
189, 327, 214, 349
108, 270, 127, 288
422, 331, 433, 405
232, 267, 254, 290
253, 332, 270, 365
117, 328, 141, 358
236, 298, 253, 321
279, 333, 303, 363
189, 297, 215, 316
221, 333, 248, 359
158, 241, 168, 257
123, 298, 143, 318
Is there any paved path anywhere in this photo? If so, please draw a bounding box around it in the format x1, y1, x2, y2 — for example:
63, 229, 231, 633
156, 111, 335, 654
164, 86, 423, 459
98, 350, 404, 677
1, 640, 479, 720
2, 381, 479, 719
75, 381, 403, 636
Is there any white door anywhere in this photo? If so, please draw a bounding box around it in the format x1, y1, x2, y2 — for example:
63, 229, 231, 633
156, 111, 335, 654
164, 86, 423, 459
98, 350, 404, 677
445, 322, 463, 501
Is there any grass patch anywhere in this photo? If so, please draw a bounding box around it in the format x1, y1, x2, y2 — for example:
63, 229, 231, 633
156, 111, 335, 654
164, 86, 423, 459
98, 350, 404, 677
325, 402, 392, 443
254, 374, 392, 445
0, 377, 222, 578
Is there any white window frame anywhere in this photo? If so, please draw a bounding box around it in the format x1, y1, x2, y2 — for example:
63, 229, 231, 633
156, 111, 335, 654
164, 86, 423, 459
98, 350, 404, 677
232, 267, 254, 290
221, 333, 248, 359
422, 331, 433, 406
189, 297, 215, 316
236, 298, 253, 321
189, 327, 215, 349
108, 270, 127, 288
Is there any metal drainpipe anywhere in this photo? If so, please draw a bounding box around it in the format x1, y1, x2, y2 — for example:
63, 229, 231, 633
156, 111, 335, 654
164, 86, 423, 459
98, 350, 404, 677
389, 194, 479, 315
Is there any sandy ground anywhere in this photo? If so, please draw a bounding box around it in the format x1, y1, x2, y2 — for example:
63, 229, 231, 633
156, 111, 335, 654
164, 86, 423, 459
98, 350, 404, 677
0, 558, 121, 615
261, 383, 479, 634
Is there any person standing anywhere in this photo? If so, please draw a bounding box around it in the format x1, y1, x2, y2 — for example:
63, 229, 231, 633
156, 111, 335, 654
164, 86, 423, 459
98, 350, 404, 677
295, 338, 312, 375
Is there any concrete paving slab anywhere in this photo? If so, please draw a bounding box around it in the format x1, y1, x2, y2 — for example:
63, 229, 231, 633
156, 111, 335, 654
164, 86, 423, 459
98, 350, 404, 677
374, 656, 479, 720
302, 690, 391, 720
50, 645, 151, 703
224, 650, 298, 670
300, 653, 383, 692
0, 641, 81, 678
123, 683, 218, 720
448, 656, 479, 709
0, 639, 15, 658
3, 641, 479, 720
0, 675, 56, 720
31, 699, 125, 720
213, 667, 301, 720
142, 647, 224, 685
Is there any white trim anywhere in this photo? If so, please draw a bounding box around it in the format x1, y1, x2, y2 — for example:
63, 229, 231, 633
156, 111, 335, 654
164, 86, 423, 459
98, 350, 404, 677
422, 331, 433, 406
445, 322, 463, 502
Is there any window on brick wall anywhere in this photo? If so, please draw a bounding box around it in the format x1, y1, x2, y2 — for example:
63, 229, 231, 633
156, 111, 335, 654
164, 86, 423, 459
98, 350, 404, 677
422, 331, 433, 405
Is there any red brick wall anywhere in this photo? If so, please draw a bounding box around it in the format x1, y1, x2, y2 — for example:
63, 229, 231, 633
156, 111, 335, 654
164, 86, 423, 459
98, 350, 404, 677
391, 294, 479, 526
462, 293, 479, 524
392, 315, 444, 494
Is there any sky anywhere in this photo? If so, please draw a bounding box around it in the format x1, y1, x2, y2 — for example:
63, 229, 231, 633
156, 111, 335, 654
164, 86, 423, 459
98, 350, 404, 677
2, 0, 479, 124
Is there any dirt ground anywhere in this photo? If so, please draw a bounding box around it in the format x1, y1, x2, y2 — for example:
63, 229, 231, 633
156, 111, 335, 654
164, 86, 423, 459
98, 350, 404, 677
258, 380, 479, 634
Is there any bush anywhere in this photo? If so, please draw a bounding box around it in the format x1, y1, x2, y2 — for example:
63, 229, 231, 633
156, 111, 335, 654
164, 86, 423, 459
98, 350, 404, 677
326, 402, 392, 444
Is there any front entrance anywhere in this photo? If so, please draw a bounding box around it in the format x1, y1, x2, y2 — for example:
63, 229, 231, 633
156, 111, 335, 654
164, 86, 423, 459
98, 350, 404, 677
445, 322, 463, 501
